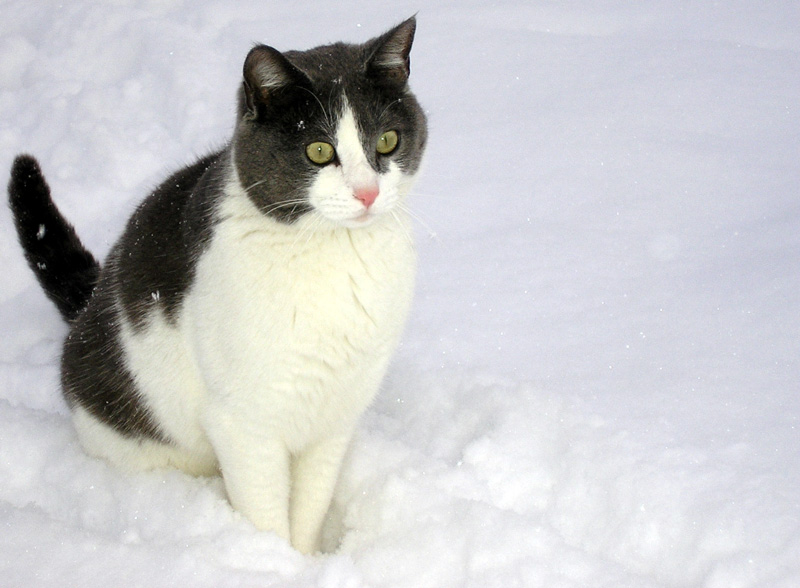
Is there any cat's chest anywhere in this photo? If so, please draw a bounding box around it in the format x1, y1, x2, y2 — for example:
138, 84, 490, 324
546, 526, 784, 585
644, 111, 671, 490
187, 193, 415, 375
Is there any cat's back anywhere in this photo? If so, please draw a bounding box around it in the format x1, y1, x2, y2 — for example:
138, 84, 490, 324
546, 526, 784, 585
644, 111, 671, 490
109, 151, 225, 325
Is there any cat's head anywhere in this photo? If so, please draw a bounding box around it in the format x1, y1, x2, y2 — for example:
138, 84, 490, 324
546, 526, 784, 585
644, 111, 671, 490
232, 17, 427, 228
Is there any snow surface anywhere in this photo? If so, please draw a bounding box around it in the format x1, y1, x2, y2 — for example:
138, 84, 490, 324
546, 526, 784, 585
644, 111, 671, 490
2, 1, 799, 586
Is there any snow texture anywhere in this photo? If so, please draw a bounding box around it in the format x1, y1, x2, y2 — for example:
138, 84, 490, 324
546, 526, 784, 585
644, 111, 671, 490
2, 1, 799, 586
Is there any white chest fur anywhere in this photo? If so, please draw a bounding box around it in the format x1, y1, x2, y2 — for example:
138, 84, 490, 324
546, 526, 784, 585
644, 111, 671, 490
187, 184, 415, 450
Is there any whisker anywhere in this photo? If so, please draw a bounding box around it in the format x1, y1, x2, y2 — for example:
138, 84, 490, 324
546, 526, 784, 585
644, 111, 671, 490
243, 177, 305, 201
327, 85, 343, 133
298, 86, 336, 136
243, 177, 269, 194
306, 216, 326, 246
261, 198, 309, 215
377, 98, 402, 126
396, 202, 438, 241
390, 210, 415, 248
291, 212, 325, 249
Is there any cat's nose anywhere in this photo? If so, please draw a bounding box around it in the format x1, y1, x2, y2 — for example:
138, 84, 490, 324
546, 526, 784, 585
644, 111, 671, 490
354, 185, 379, 208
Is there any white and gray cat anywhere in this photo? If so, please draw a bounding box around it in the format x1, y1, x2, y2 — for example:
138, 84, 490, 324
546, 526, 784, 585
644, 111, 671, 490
7, 18, 426, 554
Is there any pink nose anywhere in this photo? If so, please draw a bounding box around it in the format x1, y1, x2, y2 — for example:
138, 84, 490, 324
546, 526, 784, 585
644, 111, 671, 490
354, 185, 379, 208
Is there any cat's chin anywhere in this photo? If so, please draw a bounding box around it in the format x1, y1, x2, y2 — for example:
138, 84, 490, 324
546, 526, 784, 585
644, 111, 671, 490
354, 209, 379, 225
333, 211, 382, 230
310, 206, 389, 230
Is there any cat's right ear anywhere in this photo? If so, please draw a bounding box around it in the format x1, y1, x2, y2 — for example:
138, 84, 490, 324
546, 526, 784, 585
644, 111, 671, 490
242, 45, 309, 119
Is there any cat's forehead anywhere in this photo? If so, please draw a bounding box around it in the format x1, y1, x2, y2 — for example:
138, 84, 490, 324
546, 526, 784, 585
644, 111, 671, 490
282, 43, 404, 131
285, 43, 388, 108
284, 42, 368, 85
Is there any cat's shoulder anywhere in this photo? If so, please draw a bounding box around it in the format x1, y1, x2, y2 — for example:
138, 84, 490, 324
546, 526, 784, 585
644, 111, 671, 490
130, 149, 227, 224
110, 148, 229, 326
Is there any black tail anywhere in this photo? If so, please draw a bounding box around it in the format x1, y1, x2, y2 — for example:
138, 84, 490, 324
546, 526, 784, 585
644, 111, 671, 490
8, 155, 100, 322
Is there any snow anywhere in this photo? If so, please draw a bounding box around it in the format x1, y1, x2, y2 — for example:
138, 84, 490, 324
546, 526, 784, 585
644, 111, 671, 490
2, 1, 799, 586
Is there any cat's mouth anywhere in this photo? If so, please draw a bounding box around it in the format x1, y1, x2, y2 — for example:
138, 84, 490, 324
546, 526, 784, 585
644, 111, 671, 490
355, 211, 373, 223
334, 209, 379, 229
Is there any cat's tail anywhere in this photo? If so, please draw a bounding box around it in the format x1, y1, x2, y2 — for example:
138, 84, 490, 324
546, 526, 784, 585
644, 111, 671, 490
7, 154, 100, 322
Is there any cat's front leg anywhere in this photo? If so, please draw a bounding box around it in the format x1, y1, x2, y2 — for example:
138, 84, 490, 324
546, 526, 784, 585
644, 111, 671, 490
290, 431, 353, 554
205, 416, 292, 543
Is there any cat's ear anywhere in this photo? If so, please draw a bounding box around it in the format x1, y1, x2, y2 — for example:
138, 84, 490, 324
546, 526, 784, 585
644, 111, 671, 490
242, 45, 309, 118
366, 16, 417, 87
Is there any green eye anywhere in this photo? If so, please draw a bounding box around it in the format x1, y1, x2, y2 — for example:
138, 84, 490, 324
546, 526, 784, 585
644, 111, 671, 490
376, 130, 399, 155
306, 141, 335, 165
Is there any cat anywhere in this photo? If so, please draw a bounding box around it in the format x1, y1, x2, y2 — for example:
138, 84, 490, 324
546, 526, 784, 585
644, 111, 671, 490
7, 17, 426, 554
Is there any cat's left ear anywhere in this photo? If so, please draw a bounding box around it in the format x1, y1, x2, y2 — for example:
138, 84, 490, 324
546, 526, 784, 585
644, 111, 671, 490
366, 16, 417, 87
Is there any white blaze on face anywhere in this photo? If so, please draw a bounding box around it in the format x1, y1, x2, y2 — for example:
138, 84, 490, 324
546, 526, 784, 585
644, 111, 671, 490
307, 102, 405, 228
335, 106, 379, 198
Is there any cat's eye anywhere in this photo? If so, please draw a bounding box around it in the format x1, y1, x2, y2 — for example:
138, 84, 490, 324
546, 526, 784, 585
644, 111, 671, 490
376, 130, 399, 155
306, 142, 335, 165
